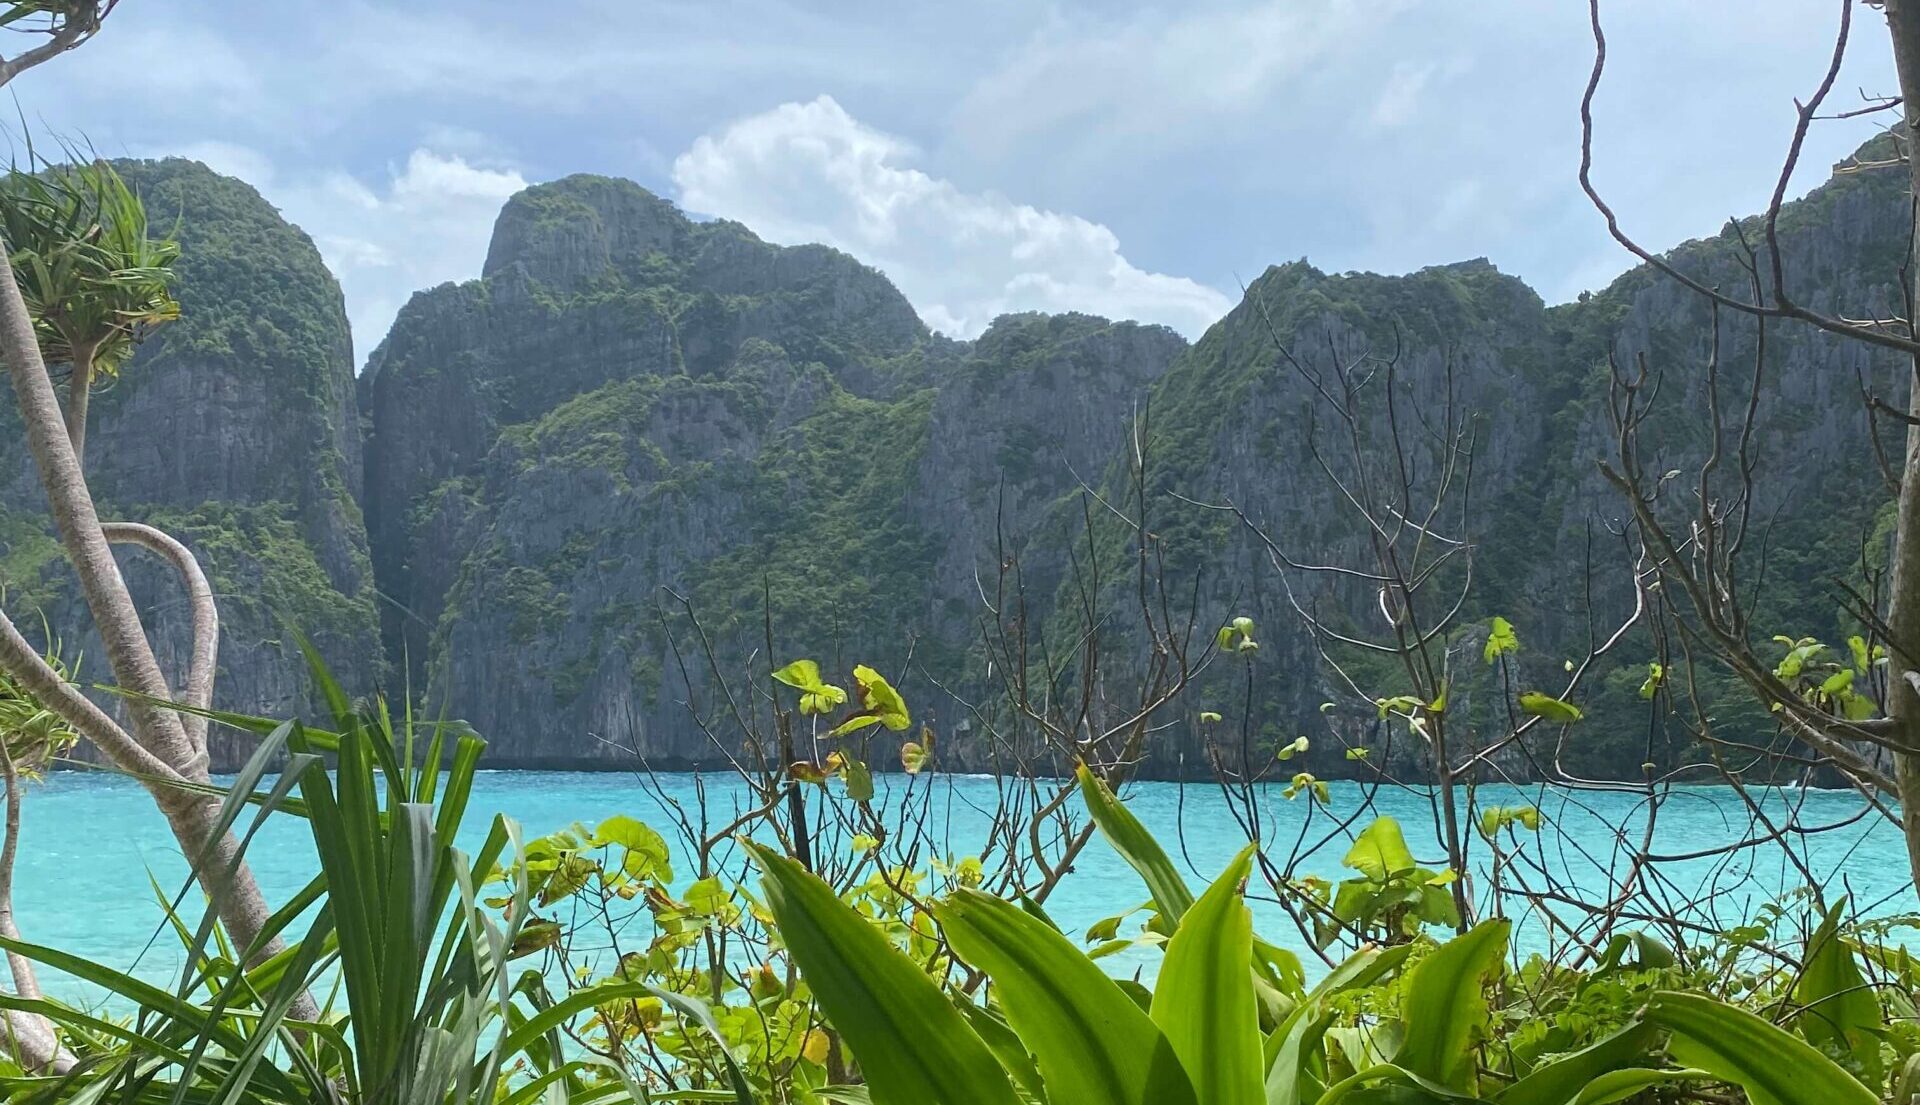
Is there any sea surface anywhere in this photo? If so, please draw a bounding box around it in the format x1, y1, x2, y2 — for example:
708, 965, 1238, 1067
19, 769, 1917, 1008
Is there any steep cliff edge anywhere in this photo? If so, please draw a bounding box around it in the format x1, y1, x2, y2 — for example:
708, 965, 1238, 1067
365, 175, 1185, 764
1111, 145, 1907, 780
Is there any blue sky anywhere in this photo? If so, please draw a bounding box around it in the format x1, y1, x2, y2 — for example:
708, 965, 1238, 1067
10, 0, 1899, 363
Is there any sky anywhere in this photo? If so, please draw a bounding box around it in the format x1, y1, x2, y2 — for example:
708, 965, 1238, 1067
8, 0, 1901, 365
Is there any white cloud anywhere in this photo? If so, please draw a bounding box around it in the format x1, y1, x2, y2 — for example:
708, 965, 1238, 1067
672, 96, 1231, 339
949, 1, 1402, 165
1371, 63, 1437, 128
157, 141, 278, 188
218, 149, 527, 363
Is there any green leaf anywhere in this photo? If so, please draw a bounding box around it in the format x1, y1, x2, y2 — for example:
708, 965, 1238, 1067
900, 732, 933, 773
1644, 990, 1877, 1105
1848, 635, 1871, 675
958, 1000, 1050, 1102
1151, 844, 1264, 1105
840, 757, 875, 802
828, 664, 911, 734
1393, 919, 1510, 1090
647, 985, 759, 1105
1265, 944, 1417, 1105
1638, 662, 1663, 700
1278, 736, 1310, 761
1793, 899, 1883, 1086
1839, 690, 1879, 721
685, 875, 736, 919
774, 658, 829, 693
1484, 617, 1518, 663
1494, 1022, 1656, 1105
593, 814, 673, 882
1343, 817, 1418, 881
940, 888, 1199, 1105
802, 687, 849, 715
1077, 763, 1196, 921
744, 842, 1018, 1105
1518, 692, 1582, 724
1561, 1068, 1709, 1105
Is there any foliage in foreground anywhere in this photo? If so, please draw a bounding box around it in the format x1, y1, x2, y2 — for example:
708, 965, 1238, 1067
0, 657, 1914, 1103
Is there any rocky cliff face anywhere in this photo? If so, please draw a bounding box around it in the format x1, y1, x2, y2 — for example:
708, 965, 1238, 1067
0, 159, 381, 768
1108, 145, 1908, 780
335, 145, 1920, 777
2, 146, 1904, 778
363, 175, 1184, 765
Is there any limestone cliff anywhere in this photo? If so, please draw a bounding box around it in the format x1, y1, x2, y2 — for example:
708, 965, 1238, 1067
0, 159, 381, 768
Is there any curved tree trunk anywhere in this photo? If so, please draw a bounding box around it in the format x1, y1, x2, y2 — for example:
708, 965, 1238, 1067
0, 235, 308, 1010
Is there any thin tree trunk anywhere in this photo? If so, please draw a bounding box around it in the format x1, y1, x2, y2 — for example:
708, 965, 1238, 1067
0, 739, 39, 1001
1878, 0, 1920, 892
0, 738, 73, 1074
61, 343, 93, 472
0, 236, 304, 1003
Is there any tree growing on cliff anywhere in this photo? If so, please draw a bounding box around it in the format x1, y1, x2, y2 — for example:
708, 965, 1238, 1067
0, 156, 180, 468
1583, 0, 1920, 890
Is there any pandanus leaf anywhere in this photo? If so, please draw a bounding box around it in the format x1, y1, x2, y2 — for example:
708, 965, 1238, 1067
940, 886, 1199, 1105
1151, 844, 1264, 1105
745, 842, 1018, 1105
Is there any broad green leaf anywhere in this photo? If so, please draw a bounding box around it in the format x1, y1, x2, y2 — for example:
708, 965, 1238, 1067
957, 1000, 1049, 1101
1792, 899, 1882, 1086
1151, 844, 1263, 1105
1266, 944, 1416, 1105
1078, 763, 1196, 921
1562, 1068, 1708, 1105
1494, 1022, 1655, 1105
594, 814, 673, 882
745, 842, 1018, 1105
647, 985, 758, 1105
1316, 1062, 1477, 1103
1393, 919, 1510, 1090
1344, 817, 1418, 881
840, 757, 875, 802
1517, 692, 1582, 724
1483, 617, 1518, 663
1644, 990, 1877, 1105
940, 888, 1199, 1105
774, 658, 828, 692
1848, 635, 1872, 675
829, 664, 912, 735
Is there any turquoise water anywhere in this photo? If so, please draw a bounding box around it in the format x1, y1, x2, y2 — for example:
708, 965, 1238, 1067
18, 770, 1916, 1006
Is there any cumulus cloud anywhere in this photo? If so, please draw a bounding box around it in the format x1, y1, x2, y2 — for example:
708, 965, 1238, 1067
216, 149, 527, 363
672, 96, 1231, 339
